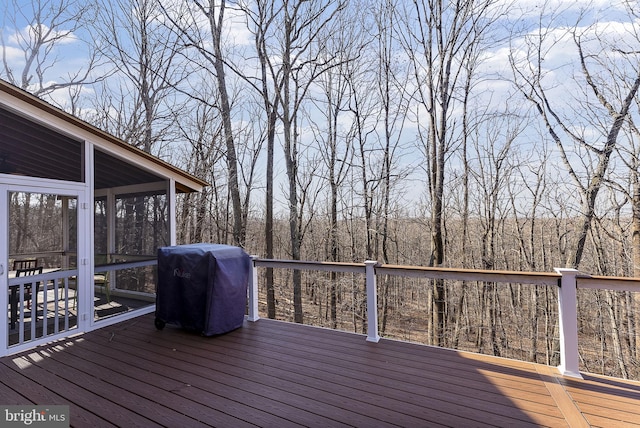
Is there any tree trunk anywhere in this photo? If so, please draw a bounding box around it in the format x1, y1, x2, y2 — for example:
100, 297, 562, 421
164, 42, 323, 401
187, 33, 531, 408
632, 168, 640, 357
209, 3, 244, 247
605, 291, 628, 378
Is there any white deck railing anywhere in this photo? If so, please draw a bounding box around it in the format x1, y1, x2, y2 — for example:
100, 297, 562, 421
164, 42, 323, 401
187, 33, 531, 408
248, 258, 640, 379
8, 269, 79, 347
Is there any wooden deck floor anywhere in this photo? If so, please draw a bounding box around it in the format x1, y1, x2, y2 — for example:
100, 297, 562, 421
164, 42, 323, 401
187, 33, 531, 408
1, 314, 639, 427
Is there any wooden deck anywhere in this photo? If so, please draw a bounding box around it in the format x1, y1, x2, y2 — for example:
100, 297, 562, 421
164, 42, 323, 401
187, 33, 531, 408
1, 314, 639, 427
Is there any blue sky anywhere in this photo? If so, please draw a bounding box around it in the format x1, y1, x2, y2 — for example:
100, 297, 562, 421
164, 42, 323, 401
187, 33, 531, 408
3, 0, 640, 217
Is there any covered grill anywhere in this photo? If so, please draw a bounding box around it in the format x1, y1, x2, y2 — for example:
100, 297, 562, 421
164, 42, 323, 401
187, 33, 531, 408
155, 244, 250, 335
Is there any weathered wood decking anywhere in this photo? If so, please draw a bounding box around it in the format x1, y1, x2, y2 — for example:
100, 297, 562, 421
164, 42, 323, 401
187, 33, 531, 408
1, 314, 639, 427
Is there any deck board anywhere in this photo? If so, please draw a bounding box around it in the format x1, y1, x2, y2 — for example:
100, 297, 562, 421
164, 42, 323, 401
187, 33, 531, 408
103, 323, 410, 427
65, 331, 298, 428
558, 374, 640, 427
202, 328, 561, 426
1, 314, 639, 427
213, 323, 563, 421
120, 320, 545, 426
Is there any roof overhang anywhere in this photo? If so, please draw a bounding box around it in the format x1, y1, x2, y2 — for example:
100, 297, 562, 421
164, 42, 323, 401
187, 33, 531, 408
0, 79, 208, 193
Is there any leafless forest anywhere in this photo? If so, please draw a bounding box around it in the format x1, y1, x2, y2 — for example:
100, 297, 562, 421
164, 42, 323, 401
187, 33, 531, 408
3, 0, 640, 379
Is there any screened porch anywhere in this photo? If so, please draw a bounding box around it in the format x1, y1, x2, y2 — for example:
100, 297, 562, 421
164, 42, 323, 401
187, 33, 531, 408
0, 79, 206, 356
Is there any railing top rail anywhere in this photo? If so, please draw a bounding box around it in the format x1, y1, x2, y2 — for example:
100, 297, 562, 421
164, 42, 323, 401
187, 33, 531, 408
577, 274, 640, 292
253, 258, 366, 274
252, 258, 561, 286
376, 264, 561, 286
95, 259, 157, 273
8, 269, 79, 286
254, 258, 640, 289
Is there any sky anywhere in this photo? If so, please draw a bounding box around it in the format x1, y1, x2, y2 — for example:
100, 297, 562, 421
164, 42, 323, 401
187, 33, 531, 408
2, 0, 640, 217
2, 0, 635, 116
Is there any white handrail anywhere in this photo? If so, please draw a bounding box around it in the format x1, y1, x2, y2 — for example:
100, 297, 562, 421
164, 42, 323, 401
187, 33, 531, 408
8, 269, 79, 347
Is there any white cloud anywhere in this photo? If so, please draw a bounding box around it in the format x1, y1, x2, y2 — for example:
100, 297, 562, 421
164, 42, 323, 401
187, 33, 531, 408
1, 44, 24, 63
8, 24, 78, 47
502, 0, 627, 21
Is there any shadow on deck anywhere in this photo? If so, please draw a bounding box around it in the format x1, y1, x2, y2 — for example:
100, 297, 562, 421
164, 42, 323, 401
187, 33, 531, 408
1, 313, 639, 427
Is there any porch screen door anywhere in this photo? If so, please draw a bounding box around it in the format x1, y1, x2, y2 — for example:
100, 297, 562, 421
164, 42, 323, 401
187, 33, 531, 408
2, 184, 82, 352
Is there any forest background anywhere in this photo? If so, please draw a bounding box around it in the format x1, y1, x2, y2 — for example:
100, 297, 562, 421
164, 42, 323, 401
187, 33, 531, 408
3, 0, 640, 379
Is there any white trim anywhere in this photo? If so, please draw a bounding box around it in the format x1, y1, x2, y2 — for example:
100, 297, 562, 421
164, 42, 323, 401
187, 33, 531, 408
555, 268, 583, 379
80, 142, 93, 331
0, 174, 86, 191
94, 181, 167, 198
247, 256, 260, 322
106, 189, 116, 257
1, 183, 84, 201
1, 182, 85, 355
169, 178, 176, 246
89, 305, 156, 332
0, 185, 8, 356
0, 95, 81, 141
365, 260, 380, 343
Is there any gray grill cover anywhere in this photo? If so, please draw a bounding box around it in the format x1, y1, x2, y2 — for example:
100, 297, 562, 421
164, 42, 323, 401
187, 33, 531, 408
156, 244, 250, 335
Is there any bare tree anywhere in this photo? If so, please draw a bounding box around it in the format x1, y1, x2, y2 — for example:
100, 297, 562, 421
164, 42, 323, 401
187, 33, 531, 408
509, 9, 640, 269
175, 84, 225, 244
611, 0, 640, 363
241, 0, 283, 318
310, 11, 367, 327
248, 0, 346, 323
0, 0, 101, 102
469, 112, 522, 356
312, 75, 351, 327
367, 0, 412, 334
506, 136, 553, 362
87, 0, 190, 270
399, 0, 503, 346
92, 0, 185, 155
160, 0, 247, 247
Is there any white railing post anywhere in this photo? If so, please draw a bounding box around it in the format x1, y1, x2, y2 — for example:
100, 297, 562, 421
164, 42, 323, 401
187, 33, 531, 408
247, 255, 260, 322
554, 268, 582, 378
365, 260, 380, 343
